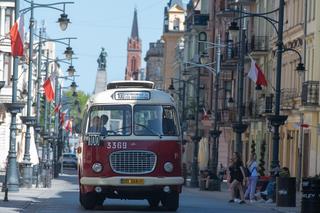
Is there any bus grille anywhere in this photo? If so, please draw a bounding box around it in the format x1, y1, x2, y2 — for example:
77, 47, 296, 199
109, 150, 157, 174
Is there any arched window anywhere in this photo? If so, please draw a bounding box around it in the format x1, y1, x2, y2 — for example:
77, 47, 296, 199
198, 32, 207, 54
131, 57, 136, 73
173, 18, 180, 31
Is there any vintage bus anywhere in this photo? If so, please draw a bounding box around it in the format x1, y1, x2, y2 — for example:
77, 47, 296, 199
78, 81, 183, 210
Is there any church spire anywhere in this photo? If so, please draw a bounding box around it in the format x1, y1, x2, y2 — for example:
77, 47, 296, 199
131, 8, 139, 39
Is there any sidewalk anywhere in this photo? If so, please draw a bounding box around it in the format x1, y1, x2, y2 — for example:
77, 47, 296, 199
0, 174, 73, 213
184, 181, 300, 213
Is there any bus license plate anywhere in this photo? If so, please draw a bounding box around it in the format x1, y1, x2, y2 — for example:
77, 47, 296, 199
120, 178, 144, 185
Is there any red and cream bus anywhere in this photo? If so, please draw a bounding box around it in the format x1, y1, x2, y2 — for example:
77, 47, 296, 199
78, 81, 183, 210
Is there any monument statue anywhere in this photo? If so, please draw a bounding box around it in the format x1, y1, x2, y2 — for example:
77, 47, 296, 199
97, 47, 107, 70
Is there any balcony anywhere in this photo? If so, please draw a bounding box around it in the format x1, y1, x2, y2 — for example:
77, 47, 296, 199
218, 109, 236, 126
281, 88, 300, 110
258, 94, 273, 115
302, 81, 319, 106
186, 13, 209, 31
227, 0, 256, 6
249, 36, 270, 56
222, 36, 270, 62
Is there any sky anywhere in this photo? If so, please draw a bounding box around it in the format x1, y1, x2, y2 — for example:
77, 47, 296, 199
20, 0, 176, 94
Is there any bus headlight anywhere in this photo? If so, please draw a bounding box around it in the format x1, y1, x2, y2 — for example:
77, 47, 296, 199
164, 162, 174, 173
92, 162, 103, 173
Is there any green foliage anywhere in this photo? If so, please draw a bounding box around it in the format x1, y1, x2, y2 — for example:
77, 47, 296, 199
259, 140, 266, 176
251, 140, 256, 156
64, 90, 90, 133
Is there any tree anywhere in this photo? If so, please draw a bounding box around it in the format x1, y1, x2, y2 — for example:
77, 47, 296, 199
251, 140, 256, 156
259, 140, 266, 176
64, 90, 90, 133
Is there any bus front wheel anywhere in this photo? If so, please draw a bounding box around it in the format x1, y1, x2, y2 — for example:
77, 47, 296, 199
147, 197, 160, 208
161, 192, 179, 211
80, 192, 97, 210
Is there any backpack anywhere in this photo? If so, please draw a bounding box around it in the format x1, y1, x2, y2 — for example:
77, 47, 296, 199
244, 167, 251, 177
245, 166, 257, 177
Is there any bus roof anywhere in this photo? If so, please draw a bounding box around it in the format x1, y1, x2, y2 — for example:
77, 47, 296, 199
87, 81, 175, 107
106, 81, 154, 89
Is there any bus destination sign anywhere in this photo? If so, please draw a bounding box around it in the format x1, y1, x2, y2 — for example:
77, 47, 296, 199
114, 91, 150, 100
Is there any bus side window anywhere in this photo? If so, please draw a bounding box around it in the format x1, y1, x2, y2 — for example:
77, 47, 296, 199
163, 118, 176, 135
81, 110, 88, 135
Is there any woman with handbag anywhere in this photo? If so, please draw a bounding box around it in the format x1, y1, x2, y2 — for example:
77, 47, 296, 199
228, 152, 246, 204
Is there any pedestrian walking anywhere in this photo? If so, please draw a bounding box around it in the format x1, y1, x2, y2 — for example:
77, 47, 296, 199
244, 153, 259, 202
219, 163, 225, 182
228, 152, 246, 204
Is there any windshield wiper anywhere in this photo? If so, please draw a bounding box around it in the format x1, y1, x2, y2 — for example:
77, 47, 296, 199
135, 123, 162, 139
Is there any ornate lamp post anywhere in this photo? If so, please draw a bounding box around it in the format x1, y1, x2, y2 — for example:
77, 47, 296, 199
34, 35, 76, 184
19, 0, 74, 188
225, 0, 305, 169
5, 0, 26, 192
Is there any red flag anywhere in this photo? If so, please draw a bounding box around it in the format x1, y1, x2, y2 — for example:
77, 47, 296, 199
248, 58, 268, 87
10, 15, 24, 57
43, 77, 54, 102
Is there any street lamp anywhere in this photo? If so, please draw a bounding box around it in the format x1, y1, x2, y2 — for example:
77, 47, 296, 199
227, 4, 248, 154
70, 81, 77, 92
188, 32, 208, 188
67, 65, 76, 77
168, 76, 195, 133
64, 46, 74, 60
225, 0, 305, 169
201, 35, 223, 186
19, 0, 74, 188
57, 13, 70, 31
33, 35, 77, 158
5, 0, 25, 192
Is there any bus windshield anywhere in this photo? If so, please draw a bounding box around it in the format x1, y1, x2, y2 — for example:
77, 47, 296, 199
87, 105, 132, 136
133, 105, 179, 136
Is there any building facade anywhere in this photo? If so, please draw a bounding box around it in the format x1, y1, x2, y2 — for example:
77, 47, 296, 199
0, 1, 56, 171
144, 40, 164, 89
162, 0, 185, 90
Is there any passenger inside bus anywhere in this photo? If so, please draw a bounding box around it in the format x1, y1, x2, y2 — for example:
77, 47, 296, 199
88, 116, 100, 132
100, 115, 109, 135
163, 118, 177, 135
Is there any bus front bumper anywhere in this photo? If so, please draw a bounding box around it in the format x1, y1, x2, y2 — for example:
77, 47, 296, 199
80, 176, 184, 186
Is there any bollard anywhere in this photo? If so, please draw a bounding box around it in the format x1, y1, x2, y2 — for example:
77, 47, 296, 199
3, 187, 8, 201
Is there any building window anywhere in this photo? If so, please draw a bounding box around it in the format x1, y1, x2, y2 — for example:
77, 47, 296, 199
4, 54, 11, 86
198, 32, 207, 54
131, 57, 136, 73
173, 18, 180, 31
224, 80, 232, 108
4, 8, 13, 34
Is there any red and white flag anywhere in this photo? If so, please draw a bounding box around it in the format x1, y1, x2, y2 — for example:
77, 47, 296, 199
10, 15, 24, 57
64, 119, 73, 133
60, 109, 68, 125
54, 104, 61, 113
248, 58, 268, 87
43, 75, 55, 102
202, 108, 209, 120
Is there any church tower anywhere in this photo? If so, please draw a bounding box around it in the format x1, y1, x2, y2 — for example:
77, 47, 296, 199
125, 8, 142, 80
